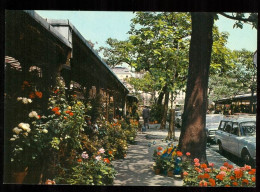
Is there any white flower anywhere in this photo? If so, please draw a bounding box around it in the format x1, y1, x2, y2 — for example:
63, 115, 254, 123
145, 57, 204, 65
95, 156, 101, 161
17, 97, 23, 101
29, 111, 38, 118
98, 148, 105, 154
41, 115, 47, 119
42, 129, 48, 133
10, 138, 15, 141
13, 135, 18, 138
22, 98, 29, 104
18, 123, 30, 131
27, 99, 32, 103
26, 128, 31, 133
13, 127, 22, 134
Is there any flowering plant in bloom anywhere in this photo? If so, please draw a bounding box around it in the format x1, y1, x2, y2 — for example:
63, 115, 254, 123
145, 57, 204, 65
152, 145, 185, 175
55, 150, 116, 185
182, 154, 256, 187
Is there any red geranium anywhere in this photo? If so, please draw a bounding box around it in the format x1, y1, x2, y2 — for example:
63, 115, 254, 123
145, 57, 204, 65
65, 110, 71, 114
55, 111, 61, 116
29, 92, 35, 99
200, 163, 207, 169
103, 158, 110, 164
223, 162, 229, 167
248, 169, 256, 175
216, 174, 224, 181
69, 112, 74, 116
208, 178, 216, 187
242, 179, 249, 185
157, 146, 163, 151
52, 107, 60, 112
234, 169, 243, 179
176, 151, 183, 157
35, 91, 42, 98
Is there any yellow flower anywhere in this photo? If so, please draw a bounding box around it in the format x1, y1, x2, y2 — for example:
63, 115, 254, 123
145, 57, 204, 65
67, 106, 72, 110
172, 151, 176, 157
163, 149, 167, 154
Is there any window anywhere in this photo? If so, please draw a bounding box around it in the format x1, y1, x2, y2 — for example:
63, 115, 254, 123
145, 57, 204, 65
219, 121, 226, 130
231, 122, 239, 135
224, 121, 232, 133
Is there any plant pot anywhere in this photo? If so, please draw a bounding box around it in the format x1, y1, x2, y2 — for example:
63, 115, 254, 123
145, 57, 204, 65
155, 169, 160, 175
167, 171, 174, 177
12, 167, 28, 184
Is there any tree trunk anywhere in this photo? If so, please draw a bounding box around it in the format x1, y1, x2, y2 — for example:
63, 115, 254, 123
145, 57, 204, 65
157, 85, 167, 105
178, 12, 215, 163
160, 90, 169, 129
168, 92, 175, 139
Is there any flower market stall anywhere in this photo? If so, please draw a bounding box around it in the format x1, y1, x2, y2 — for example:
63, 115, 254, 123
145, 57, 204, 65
4, 10, 138, 185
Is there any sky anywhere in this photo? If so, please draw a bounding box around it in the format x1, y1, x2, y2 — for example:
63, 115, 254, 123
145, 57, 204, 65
36, 11, 257, 54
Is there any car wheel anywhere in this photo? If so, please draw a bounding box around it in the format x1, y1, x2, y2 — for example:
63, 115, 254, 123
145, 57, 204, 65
241, 150, 253, 166
218, 142, 225, 155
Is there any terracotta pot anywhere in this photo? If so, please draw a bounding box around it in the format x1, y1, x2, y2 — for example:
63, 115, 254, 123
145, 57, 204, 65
167, 171, 174, 177
155, 169, 160, 175
12, 167, 28, 184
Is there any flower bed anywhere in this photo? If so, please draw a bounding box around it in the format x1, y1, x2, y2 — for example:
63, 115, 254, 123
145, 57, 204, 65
153, 145, 256, 187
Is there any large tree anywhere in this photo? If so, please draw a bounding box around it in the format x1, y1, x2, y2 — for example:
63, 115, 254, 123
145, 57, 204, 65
100, 12, 191, 129
178, 12, 257, 162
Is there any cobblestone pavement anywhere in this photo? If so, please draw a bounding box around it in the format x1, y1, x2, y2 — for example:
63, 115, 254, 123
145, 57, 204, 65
112, 124, 238, 186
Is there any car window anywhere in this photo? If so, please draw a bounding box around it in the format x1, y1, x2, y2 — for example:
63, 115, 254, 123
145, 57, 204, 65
219, 121, 226, 130
231, 122, 239, 136
239, 122, 256, 136
224, 122, 232, 133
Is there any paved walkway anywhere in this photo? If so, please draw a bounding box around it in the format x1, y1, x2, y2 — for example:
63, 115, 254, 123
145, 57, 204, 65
112, 123, 238, 186
112, 124, 183, 186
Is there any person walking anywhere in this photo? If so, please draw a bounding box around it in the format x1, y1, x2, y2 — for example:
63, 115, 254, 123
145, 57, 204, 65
142, 105, 150, 131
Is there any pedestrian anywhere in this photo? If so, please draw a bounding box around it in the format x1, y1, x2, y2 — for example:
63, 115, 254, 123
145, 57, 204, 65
142, 105, 150, 131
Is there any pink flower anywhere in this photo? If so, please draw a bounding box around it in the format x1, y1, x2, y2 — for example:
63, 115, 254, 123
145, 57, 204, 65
209, 162, 214, 167
186, 152, 191, 156
195, 162, 200, 167
244, 165, 251, 171
204, 168, 211, 172
98, 148, 105, 154
199, 180, 207, 187
194, 158, 199, 163
240, 167, 246, 171
183, 171, 189, 176
195, 167, 202, 173
219, 171, 227, 176
81, 151, 89, 159
95, 156, 101, 161
220, 166, 227, 171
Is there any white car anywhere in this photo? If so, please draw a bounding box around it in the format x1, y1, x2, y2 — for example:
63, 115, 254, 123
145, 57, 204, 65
215, 118, 256, 166
205, 114, 224, 143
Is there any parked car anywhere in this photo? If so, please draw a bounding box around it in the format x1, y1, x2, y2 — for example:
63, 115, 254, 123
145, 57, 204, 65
205, 114, 224, 143
175, 111, 182, 128
215, 118, 256, 166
